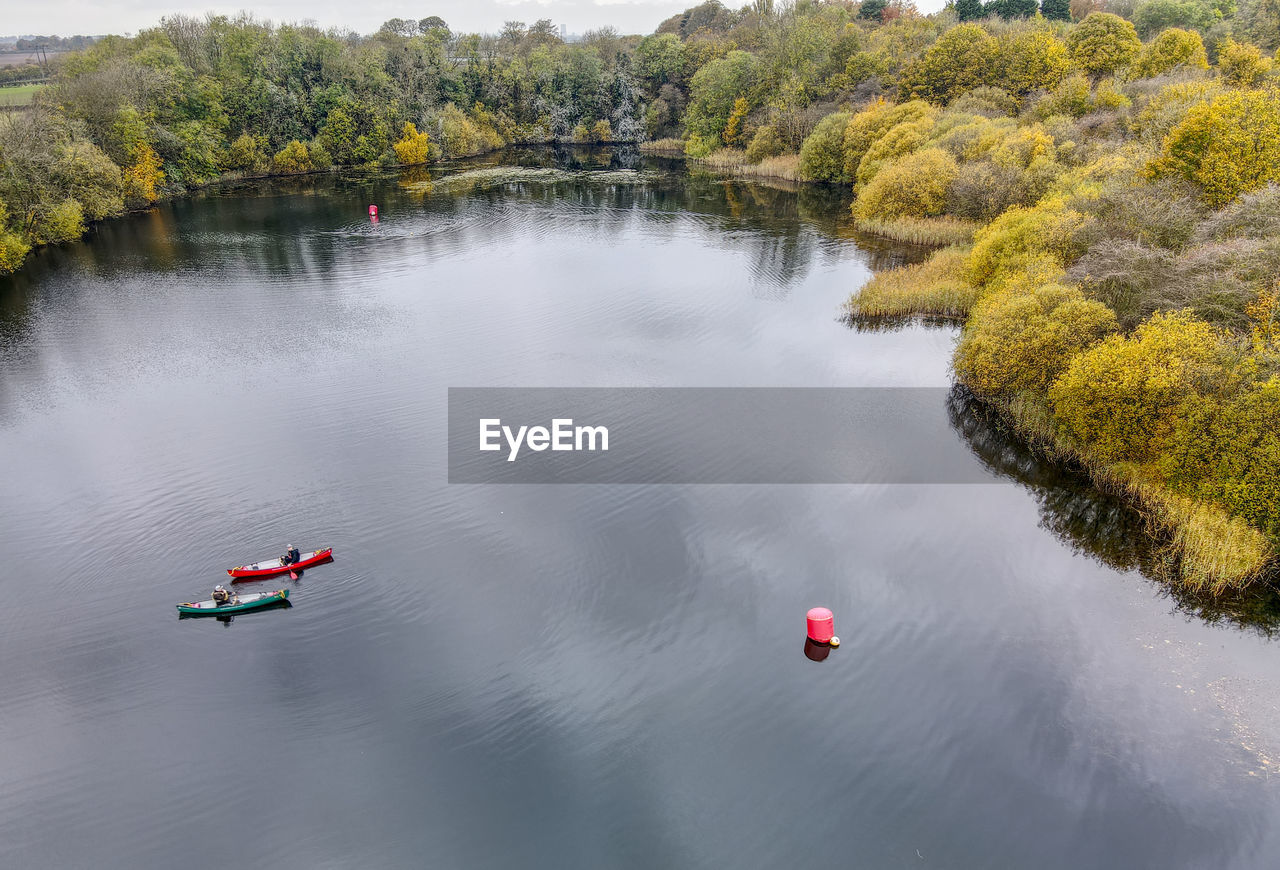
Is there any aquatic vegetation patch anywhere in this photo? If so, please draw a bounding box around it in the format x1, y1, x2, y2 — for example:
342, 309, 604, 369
405, 167, 658, 195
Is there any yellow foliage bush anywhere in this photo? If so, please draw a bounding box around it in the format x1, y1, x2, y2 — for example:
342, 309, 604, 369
966, 200, 1097, 287
1132, 28, 1208, 79
1049, 310, 1229, 464
1150, 86, 1280, 207
854, 148, 957, 220
955, 283, 1118, 399
271, 140, 314, 174
840, 100, 934, 182
122, 143, 164, 205
392, 122, 434, 165
855, 115, 937, 186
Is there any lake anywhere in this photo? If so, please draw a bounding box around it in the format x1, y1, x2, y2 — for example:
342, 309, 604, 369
3, 147, 1280, 869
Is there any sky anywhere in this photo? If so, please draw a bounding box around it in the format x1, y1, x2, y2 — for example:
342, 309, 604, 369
5, 0, 945, 40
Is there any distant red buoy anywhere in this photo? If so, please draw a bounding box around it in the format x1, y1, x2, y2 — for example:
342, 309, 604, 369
368, 204, 379, 217
806, 607, 834, 644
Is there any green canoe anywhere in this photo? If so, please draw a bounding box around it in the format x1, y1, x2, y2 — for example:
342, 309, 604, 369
177, 588, 289, 616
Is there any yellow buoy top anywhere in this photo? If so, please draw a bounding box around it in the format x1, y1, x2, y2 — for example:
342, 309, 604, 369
828, 636, 840, 648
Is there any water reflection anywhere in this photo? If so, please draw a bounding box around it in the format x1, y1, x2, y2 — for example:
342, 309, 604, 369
803, 638, 831, 662
947, 385, 1280, 634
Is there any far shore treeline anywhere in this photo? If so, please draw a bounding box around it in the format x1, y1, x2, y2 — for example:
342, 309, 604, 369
2, 0, 1280, 591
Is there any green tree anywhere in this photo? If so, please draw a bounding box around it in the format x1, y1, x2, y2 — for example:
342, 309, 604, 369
955, 0, 986, 20
684, 50, 758, 146
798, 111, 852, 182
1067, 13, 1143, 78
1042, 0, 1073, 20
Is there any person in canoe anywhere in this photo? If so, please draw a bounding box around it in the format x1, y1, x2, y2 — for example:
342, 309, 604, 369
281, 544, 300, 568
212, 585, 234, 606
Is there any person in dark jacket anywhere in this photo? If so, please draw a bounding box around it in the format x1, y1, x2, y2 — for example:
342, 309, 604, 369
212, 585, 231, 605
281, 545, 300, 567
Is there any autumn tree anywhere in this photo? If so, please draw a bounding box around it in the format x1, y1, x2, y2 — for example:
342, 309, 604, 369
1066, 13, 1143, 78
901, 24, 999, 104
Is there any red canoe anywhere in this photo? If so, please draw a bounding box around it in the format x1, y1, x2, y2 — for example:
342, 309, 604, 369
228, 547, 333, 579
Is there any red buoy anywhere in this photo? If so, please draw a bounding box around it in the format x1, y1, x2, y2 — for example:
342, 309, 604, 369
368, 204, 379, 217
806, 607, 834, 643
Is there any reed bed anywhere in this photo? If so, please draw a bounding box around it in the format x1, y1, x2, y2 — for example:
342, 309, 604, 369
846, 247, 980, 318
639, 138, 685, 155
695, 149, 803, 180
852, 216, 979, 246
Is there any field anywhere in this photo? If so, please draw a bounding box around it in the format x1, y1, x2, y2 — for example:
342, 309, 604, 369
0, 84, 43, 107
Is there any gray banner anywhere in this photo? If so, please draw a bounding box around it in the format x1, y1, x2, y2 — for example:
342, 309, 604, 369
448, 388, 993, 484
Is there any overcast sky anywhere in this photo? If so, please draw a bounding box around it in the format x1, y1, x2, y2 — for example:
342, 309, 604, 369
7, 0, 944, 40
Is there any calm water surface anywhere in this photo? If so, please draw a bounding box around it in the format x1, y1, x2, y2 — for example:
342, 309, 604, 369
3, 148, 1280, 869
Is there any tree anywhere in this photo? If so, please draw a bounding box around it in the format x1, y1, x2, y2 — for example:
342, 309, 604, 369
992, 0, 1040, 18
1151, 87, 1280, 207
1066, 13, 1143, 78
683, 50, 758, 146
1042, 0, 1073, 20
955, 0, 986, 20
900, 23, 999, 103
858, 0, 889, 21
1131, 28, 1209, 78
1132, 0, 1216, 37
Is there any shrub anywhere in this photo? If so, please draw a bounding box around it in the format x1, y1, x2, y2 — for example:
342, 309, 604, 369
1068, 239, 1178, 328
947, 160, 1030, 221
28, 198, 85, 244
900, 24, 999, 104
1132, 28, 1209, 78
1049, 310, 1229, 464
956, 283, 1118, 398
967, 201, 1098, 287
271, 140, 314, 174
949, 86, 1018, 117
745, 125, 787, 163
1150, 86, 1280, 207
798, 112, 852, 182
855, 114, 937, 186
592, 119, 613, 143
226, 133, 269, 174
1217, 38, 1273, 87
1067, 13, 1143, 78
392, 122, 434, 164
840, 100, 934, 181
854, 148, 958, 220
